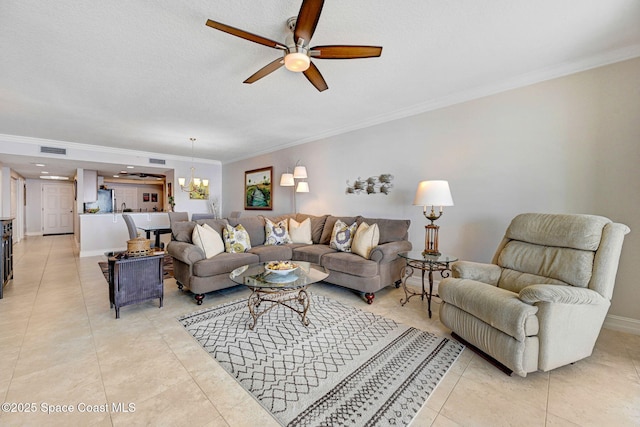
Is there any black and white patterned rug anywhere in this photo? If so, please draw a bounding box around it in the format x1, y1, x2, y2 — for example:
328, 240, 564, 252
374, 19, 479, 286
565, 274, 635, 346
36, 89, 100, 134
179, 294, 464, 426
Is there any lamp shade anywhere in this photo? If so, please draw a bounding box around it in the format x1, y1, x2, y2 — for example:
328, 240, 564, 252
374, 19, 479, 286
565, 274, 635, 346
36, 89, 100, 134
413, 180, 454, 207
293, 165, 308, 179
296, 181, 309, 193
280, 173, 294, 186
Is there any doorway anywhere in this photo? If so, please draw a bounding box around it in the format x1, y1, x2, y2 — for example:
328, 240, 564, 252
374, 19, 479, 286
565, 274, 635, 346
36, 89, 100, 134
42, 182, 74, 235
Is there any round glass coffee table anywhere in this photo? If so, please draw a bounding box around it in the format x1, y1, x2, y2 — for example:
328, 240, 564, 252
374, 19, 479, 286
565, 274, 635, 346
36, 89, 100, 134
230, 261, 328, 330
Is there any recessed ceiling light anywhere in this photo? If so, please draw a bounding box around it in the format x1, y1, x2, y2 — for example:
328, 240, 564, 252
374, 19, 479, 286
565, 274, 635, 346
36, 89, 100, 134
41, 171, 49, 174
35, 163, 46, 167
120, 170, 126, 174
126, 166, 134, 169
113, 175, 120, 178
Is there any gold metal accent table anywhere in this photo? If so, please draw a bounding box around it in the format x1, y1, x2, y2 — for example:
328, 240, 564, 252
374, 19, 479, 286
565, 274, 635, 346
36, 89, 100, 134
398, 251, 457, 318
230, 261, 329, 330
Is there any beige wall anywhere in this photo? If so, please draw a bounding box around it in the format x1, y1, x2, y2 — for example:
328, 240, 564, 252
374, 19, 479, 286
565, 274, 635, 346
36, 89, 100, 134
222, 57, 640, 321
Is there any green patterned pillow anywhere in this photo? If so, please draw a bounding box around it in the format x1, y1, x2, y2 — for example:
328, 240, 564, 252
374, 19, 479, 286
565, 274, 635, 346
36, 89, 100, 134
264, 218, 292, 245
223, 223, 251, 253
329, 219, 358, 252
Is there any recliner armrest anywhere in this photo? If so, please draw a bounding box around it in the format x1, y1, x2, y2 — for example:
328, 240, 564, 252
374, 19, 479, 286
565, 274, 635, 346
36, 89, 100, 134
167, 241, 205, 265
452, 261, 501, 285
519, 284, 606, 305
370, 241, 413, 263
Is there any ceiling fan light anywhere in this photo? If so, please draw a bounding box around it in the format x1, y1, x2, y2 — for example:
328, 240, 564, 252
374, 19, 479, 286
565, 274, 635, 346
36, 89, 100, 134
284, 52, 310, 72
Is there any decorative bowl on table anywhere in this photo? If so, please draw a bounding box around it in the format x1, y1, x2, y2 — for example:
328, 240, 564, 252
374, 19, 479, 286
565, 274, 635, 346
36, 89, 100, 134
265, 261, 298, 275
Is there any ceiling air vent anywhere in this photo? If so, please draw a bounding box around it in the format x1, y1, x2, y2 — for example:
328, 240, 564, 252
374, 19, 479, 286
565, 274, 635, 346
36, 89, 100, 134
149, 158, 166, 165
40, 146, 67, 155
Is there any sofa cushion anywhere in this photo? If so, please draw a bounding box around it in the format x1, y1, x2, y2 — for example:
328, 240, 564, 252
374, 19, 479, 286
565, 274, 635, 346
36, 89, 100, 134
329, 220, 358, 252
192, 252, 258, 277
196, 218, 229, 236
249, 244, 293, 262
230, 216, 266, 246
359, 217, 410, 244
320, 216, 359, 245
352, 222, 380, 259
322, 251, 378, 278
289, 218, 313, 244
264, 218, 292, 245
296, 214, 329, 244
192, 224, 225, 259
172, 221, 196, 243
223, 224, 251, 253
292, 244, 335, 265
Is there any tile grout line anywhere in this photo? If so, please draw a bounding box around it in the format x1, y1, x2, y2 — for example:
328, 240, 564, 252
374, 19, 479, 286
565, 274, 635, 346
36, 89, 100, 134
0, 236, 52, 423
74, 239, 116, 426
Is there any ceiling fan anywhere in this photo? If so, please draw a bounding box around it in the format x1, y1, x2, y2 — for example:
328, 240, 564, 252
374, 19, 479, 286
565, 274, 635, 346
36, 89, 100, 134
205, 0, 382, 92
119, 172, 165, 179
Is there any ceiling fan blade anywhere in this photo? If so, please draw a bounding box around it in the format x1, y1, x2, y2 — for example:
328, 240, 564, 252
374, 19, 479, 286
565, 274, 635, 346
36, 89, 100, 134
206, 19, 287, 50
303, 62, 328, 92
294, 0, 325, 45
311, 45, 382, 59
243, 57, 285, 84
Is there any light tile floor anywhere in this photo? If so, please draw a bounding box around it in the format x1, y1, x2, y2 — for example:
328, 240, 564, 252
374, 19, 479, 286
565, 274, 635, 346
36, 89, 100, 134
0, 235, 638, 426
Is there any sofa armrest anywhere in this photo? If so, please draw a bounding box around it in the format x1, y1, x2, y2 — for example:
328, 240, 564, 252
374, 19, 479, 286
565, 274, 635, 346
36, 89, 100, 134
167, 241, 205, 265
452, 261, 501, 285
370, 240, 413, 263
519, 284, 606, 305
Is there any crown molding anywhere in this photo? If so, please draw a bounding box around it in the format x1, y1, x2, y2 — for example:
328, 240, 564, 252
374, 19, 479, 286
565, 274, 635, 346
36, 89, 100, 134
224, 44, 640, 164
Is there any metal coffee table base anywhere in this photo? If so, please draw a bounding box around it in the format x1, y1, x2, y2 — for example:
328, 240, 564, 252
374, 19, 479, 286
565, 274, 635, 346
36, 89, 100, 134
247, 286, 311, 330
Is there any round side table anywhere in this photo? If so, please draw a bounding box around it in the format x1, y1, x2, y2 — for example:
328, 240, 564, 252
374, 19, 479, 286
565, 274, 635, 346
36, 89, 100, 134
398, 251, 457, 318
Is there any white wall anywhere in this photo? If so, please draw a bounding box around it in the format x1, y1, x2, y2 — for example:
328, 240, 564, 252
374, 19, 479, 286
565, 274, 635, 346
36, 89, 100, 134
222, 57, 640, 322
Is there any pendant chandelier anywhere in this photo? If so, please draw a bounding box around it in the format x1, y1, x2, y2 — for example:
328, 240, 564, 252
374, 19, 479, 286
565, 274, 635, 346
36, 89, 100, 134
178, 138, 209, 198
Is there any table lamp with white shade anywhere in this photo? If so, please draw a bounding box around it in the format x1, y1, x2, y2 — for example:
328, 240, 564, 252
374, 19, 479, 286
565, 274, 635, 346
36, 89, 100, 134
413, 180, 454, 255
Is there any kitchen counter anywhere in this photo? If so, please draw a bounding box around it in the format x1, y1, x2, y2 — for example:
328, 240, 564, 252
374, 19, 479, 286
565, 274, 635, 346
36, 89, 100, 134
79, 212, 170, 257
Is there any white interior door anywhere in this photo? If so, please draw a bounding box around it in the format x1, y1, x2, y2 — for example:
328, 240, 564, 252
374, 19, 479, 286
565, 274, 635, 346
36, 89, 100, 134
42, 183, 74, 235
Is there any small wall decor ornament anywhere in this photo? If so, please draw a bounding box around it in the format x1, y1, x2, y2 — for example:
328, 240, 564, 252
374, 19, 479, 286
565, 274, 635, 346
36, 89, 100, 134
346, 174, 394, 195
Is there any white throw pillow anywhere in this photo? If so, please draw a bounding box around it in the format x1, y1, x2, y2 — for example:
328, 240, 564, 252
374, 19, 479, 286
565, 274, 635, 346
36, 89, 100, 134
352, 222, 380, 259
289, 218, 313, 244
192, 223, 225, 259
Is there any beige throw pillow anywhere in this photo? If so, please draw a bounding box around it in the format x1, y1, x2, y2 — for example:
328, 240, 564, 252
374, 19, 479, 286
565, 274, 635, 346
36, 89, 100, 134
352, 222, 380, 259
289, 218, 313, 244
192, 223, 225, 259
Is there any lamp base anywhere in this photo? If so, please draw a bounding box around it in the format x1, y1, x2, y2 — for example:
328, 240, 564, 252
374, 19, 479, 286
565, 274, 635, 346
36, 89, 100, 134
424, 223, 440, 256
422, 249, 442, 257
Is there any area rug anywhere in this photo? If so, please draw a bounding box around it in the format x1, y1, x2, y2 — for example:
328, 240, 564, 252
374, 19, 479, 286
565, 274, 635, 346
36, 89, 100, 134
178, 294, 464, 426
98, 254, 174, 282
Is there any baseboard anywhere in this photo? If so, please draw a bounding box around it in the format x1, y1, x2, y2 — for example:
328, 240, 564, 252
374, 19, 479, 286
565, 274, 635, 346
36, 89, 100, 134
603, 315, 640, 336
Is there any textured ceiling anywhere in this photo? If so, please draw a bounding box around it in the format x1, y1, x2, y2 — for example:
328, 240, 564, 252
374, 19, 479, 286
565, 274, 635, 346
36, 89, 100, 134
1, 0, 640, 177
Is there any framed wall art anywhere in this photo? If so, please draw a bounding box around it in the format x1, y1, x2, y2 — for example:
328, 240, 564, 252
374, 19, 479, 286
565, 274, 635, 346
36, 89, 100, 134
244, 166, 272, 210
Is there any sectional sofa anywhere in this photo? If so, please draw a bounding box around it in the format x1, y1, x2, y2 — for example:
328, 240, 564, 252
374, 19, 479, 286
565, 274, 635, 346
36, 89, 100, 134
167, 213, 412, 305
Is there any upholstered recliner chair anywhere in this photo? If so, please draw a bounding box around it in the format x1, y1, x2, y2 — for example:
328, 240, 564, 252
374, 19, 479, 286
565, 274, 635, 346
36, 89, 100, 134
438, 213, 630, 377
